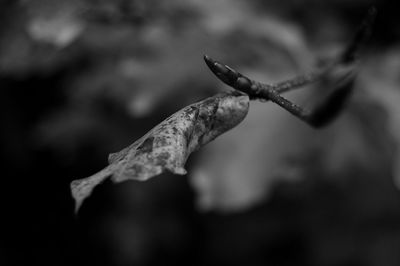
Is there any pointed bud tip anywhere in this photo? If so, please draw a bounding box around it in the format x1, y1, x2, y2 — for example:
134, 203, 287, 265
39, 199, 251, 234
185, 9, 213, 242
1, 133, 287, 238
203, 54, 216, 69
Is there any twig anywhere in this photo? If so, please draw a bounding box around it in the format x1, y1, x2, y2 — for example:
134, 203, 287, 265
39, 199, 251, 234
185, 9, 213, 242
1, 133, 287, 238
204, 6, 376, 128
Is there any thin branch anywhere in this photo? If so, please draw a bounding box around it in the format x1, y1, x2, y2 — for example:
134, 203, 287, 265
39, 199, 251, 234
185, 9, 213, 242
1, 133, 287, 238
203, 6, 376, 128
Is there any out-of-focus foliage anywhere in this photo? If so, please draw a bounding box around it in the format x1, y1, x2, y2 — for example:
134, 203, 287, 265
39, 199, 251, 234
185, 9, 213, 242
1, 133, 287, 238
359, 49, 400, 188
2, 0, 400, 266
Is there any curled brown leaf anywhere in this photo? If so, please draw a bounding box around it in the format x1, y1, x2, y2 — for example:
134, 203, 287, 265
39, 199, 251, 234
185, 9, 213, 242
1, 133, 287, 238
71, 91, 249, 213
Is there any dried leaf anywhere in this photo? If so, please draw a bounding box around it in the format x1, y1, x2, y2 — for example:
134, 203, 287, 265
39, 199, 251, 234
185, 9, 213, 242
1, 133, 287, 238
70, 91, 249, 212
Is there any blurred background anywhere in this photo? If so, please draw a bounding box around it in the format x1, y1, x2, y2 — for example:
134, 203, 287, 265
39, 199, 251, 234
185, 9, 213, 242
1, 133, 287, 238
2, 0, 400, 265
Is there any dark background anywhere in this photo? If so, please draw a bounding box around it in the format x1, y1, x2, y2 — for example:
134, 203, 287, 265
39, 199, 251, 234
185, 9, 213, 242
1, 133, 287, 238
1, 0, 400, 265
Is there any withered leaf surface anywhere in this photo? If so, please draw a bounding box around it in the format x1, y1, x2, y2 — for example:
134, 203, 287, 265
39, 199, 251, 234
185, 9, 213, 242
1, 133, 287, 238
71, 92, 249, 212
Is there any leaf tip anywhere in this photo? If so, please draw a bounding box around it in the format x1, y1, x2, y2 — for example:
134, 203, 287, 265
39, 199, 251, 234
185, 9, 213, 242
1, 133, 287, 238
70, 165, 114, 214
70, 179, 89, 214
